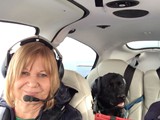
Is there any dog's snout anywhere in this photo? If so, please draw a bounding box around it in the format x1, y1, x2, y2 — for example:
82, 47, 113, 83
117, 94, 126, 100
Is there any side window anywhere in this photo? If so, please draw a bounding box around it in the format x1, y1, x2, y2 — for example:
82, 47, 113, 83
0, 22, 36, 95
57, 37, 96, 77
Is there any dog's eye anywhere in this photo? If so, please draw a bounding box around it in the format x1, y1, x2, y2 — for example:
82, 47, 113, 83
118, 81, 124, 86
109, 82, 114, 87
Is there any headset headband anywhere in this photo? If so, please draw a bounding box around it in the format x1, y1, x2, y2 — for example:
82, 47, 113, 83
2, 35, 64, 79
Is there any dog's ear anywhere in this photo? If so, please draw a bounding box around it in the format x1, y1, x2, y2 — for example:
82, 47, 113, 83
91, 77, 101, 98
91, 77, 102, 114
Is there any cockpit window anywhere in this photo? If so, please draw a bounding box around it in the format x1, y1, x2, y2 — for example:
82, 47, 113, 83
0, 22, 36, 94
126, 41, 160, 50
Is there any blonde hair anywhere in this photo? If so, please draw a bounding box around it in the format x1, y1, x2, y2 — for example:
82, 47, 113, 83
4, 42, 60, 110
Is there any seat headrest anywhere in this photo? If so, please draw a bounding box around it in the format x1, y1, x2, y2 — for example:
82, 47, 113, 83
87, 59, 128, 86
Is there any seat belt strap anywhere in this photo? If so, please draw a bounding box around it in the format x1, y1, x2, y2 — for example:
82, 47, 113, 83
124, 53, 141, 95
156, 67, 160, 79
129, 53, 141, 68
124, 65, 136, 96
124, 95, 144, 111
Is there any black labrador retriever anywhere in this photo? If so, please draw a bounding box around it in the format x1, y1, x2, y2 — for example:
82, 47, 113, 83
91, 72, 126, 117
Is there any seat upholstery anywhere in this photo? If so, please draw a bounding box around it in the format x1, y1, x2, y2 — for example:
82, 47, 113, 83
87, 59, 144, 120
143, 69, 160, 119
62, 69, 94, 120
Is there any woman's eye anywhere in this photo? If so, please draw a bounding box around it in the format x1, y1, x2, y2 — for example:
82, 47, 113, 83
38, 73, 48, 78
21, 71, 30, 76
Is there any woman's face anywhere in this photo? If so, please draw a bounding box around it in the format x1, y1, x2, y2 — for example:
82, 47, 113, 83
13, 55, 51, 103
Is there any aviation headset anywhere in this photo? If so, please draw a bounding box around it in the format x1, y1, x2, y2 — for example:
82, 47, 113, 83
1, 35, 64, 80
91, 73, 126, 114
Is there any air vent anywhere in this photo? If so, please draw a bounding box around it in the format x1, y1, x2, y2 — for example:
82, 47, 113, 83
113, 9, 149, 18
106, 0, 139, 8
97, 25, 110, 29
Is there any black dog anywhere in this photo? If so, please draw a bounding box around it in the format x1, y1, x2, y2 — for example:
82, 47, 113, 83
91, 72, 126, 117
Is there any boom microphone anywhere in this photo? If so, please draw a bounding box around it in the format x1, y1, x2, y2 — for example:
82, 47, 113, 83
23, 95, 53, 102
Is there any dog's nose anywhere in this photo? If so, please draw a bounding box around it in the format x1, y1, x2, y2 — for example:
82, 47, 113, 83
117, 94, 126, 100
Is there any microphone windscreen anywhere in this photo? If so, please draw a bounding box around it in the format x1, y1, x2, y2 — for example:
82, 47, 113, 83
23, 95, 40, 102
23, 95, 31, 101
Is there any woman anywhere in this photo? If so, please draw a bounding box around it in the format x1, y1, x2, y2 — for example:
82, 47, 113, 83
0, 36, 82, 120
144, 101, 160, 120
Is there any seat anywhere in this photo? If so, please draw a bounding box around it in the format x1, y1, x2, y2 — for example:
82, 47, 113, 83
62, 69, 94, 120
143, 68, 160, 119
87, 59, 144, 120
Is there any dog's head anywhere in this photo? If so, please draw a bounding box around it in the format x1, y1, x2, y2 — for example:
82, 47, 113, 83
92, 73, 126, 114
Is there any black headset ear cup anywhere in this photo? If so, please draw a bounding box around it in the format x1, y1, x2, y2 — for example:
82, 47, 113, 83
1, 51, 13, 77
1, 56, 7, 78
57, 60, 64, 80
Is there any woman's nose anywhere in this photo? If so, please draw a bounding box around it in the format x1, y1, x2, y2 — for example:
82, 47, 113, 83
27, 76, 39, 87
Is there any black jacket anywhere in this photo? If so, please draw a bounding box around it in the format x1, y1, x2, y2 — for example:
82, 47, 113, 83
0, 82, 82, 120
144, 101, 160, 120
